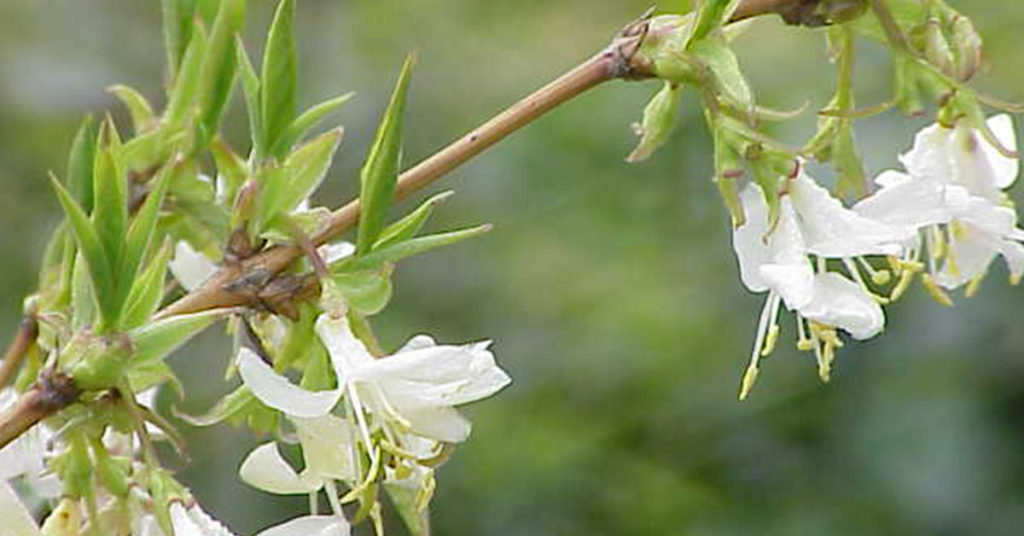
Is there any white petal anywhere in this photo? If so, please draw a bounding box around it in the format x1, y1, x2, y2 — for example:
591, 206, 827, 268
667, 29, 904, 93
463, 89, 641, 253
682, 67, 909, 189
393, 404, 472, 443
790, 171, 910, 257
318, 242, 356, 265
0, 482, 41, 536
758, 198, 815, 310
900, 122, 955, 184
314, 315, 376, 382
236, 348, 341, 418
854, 176, 961, 229
873, 169, 911, 188
169, 241, 218, 292
239, 442, 322, 495
293, 415, 357, 481
397, 335, 437, 353
798, 272, 885, 339
0, 423, 46, 480
951, 122, 1010, 201
731, 184, 774, 292
255, 515, 351, 536
185, 504, 238, 536
934, 223, 1000, 289
363, 342, 511, 407
982, 114, 1019, 189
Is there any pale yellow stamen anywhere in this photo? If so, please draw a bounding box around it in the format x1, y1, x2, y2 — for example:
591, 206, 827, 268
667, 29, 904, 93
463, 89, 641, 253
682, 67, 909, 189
921, 273, 955, 307
965, 273, 985, 298
929, 225, 946, 260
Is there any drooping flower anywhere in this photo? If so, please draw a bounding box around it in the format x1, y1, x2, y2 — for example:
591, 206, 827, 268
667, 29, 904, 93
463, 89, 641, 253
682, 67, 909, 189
854, 114, 1024, 297
133, 500, 238, 536
732, 168, 912, 398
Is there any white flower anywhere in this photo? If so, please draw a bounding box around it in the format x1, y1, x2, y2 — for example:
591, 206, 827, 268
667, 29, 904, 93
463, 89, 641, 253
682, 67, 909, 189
238, 414, 357, 495
854, 114, 1024, 293
733, 169, 910, 398
254, 515, 350, 536
134, 501, 238, 536
237, 314, 512, 444
0, 481, 41, 536
168, 241, 218, 293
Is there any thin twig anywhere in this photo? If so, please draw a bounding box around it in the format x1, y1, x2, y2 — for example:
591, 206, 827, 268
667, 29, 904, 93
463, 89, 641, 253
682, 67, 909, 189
0, 371, 78, 450
0, 314, 38, 388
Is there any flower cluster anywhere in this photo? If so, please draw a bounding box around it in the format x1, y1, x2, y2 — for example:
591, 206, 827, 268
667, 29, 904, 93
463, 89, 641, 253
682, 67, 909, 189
733, 115, 1021, 398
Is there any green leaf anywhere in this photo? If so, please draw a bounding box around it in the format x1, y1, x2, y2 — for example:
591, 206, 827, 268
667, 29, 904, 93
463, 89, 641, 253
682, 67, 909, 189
690, 37, 752, 111
374, 190, 452, 249
352, 224, 491, 269
277, 128, 342, 213
236, 36, 264, 158
272, 92, 355, 157
260, 207, 331, 245
356, 54, 416, 254
261, 0, 298, 159
107, 85, 156, 134
198, 0, 246, 145
211, 139, 249, 205
121, 240, 174, 330
91, 128, 128, 272
118, 168, 173, 318
688, 0, 737, 46
67, 115, 98, 212
385, 478, 432, 536
130, 310, 226, 368
627, 81, 682, 163
71, 252, 97, 331
166, 21, 208, 129
161, 0, 197, 80
52, 176, 117, 328
127, 359, 182, 395
331, 266, 393, 316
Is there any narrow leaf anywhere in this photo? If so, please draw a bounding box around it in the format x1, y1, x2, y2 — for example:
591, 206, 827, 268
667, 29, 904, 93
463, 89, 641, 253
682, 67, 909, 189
66, 116, 98, 212
356, 54, 416, 254
119, 167, 173, 314
107, 85, 156, 134
166, 21, 208, 129
211, 139, 249, 204
272, 92, 355, 157
261, 0, 298, 159
91, 127, 128, 272
277, 128, 342, 213
51, 177, 117, 326
198, 0, 246, 144
122, 240, 174, 330
161, 0, 197, 80
374, 191, 453, 249
352, 224, 490, 269
130, 310, 226, 367
173, 385, 257, 427
236, 36, 264, 158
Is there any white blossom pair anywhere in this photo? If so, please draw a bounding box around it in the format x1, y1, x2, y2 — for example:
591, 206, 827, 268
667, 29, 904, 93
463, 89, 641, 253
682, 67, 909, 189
235, 308, 511, 534
854, 114, 1023, 296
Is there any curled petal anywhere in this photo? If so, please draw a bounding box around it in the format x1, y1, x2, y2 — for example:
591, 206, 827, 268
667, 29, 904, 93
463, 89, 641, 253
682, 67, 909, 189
314, 315, 376, 381
901, 122, 955, 185
391, 403, 472, 443
170, 503, 238, 536
790, 171, 911, 257
798, 273, 884, 340
294, 415, 357, 481
254, 515, 351, 536
981, 114, 1019, 189
0, 482, 40, 536
731, 185, 774, 293
236, 348, 341, 418
854, 176, 967, 229
239, 442, 322, 495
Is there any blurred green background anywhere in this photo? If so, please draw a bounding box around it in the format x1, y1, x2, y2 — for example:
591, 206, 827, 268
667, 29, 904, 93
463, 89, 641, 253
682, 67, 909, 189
3, 1, 1024, 534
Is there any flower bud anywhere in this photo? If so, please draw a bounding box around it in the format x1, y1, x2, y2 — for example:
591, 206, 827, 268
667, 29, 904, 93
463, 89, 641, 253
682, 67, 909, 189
949, 14, 983, 81
627, 81, 683, 163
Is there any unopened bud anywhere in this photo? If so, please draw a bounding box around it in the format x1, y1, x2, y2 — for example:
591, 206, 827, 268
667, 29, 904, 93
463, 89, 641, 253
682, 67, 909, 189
949, 14, 983, 81
626, 81, 683, 162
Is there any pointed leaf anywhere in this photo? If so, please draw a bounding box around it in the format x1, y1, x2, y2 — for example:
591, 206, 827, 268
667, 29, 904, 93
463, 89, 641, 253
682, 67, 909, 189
130, 310, 226, 367
107, 85, 156, 134
120, 166, 172, 308
357, 54, 415, 254
374, 191, 452, 249
91, 128, 128, 272
67, 116, 98, 211
261, 0, 298, 159
211, 139, 249, 204
173, 385, 257, 427
122, 240, 174, 330
330, 267, 392, 316
71, 252, 97, 331
198, 0, 246, 145
352, 224, 490, 269
272, 92, 355, 157
161, 0, 197, 80
690, 36, 752, 111
236, 36, 264, 158
277, 128, 342, 213
627, 81, 682, 163
51, 176, 117, 327
166, 21, 208, 129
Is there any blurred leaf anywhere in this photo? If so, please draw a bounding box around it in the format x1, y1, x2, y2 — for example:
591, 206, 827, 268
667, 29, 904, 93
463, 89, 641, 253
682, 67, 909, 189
211, 139, 249, 204
66, 115, 98, 212
197, 0, 246, 146
356, 54, 415, 255
107, 85, 156, 134
127, 359, 181, 394
690, 36, 752, 111
52, 176, 116, 328
122, 240, 174, 330
260, 207, 331, 245
374, 190, 452, 249
161, 0, 197, 79
627, 81, 682, 163
166, 21, 208, 129
91, 139, 128, 274
261, 0, 298, 160
71, 252, 97, 332
688, 0, 736, 46
385, 480, 432, 536
236, 36, 264, 158
272, 92, 355, 157
174, 385, 256, 427
276, 128, 342, 214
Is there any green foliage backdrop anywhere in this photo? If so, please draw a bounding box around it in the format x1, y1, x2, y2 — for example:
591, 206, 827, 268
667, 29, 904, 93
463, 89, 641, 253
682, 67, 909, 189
2, 1, 1023, 534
